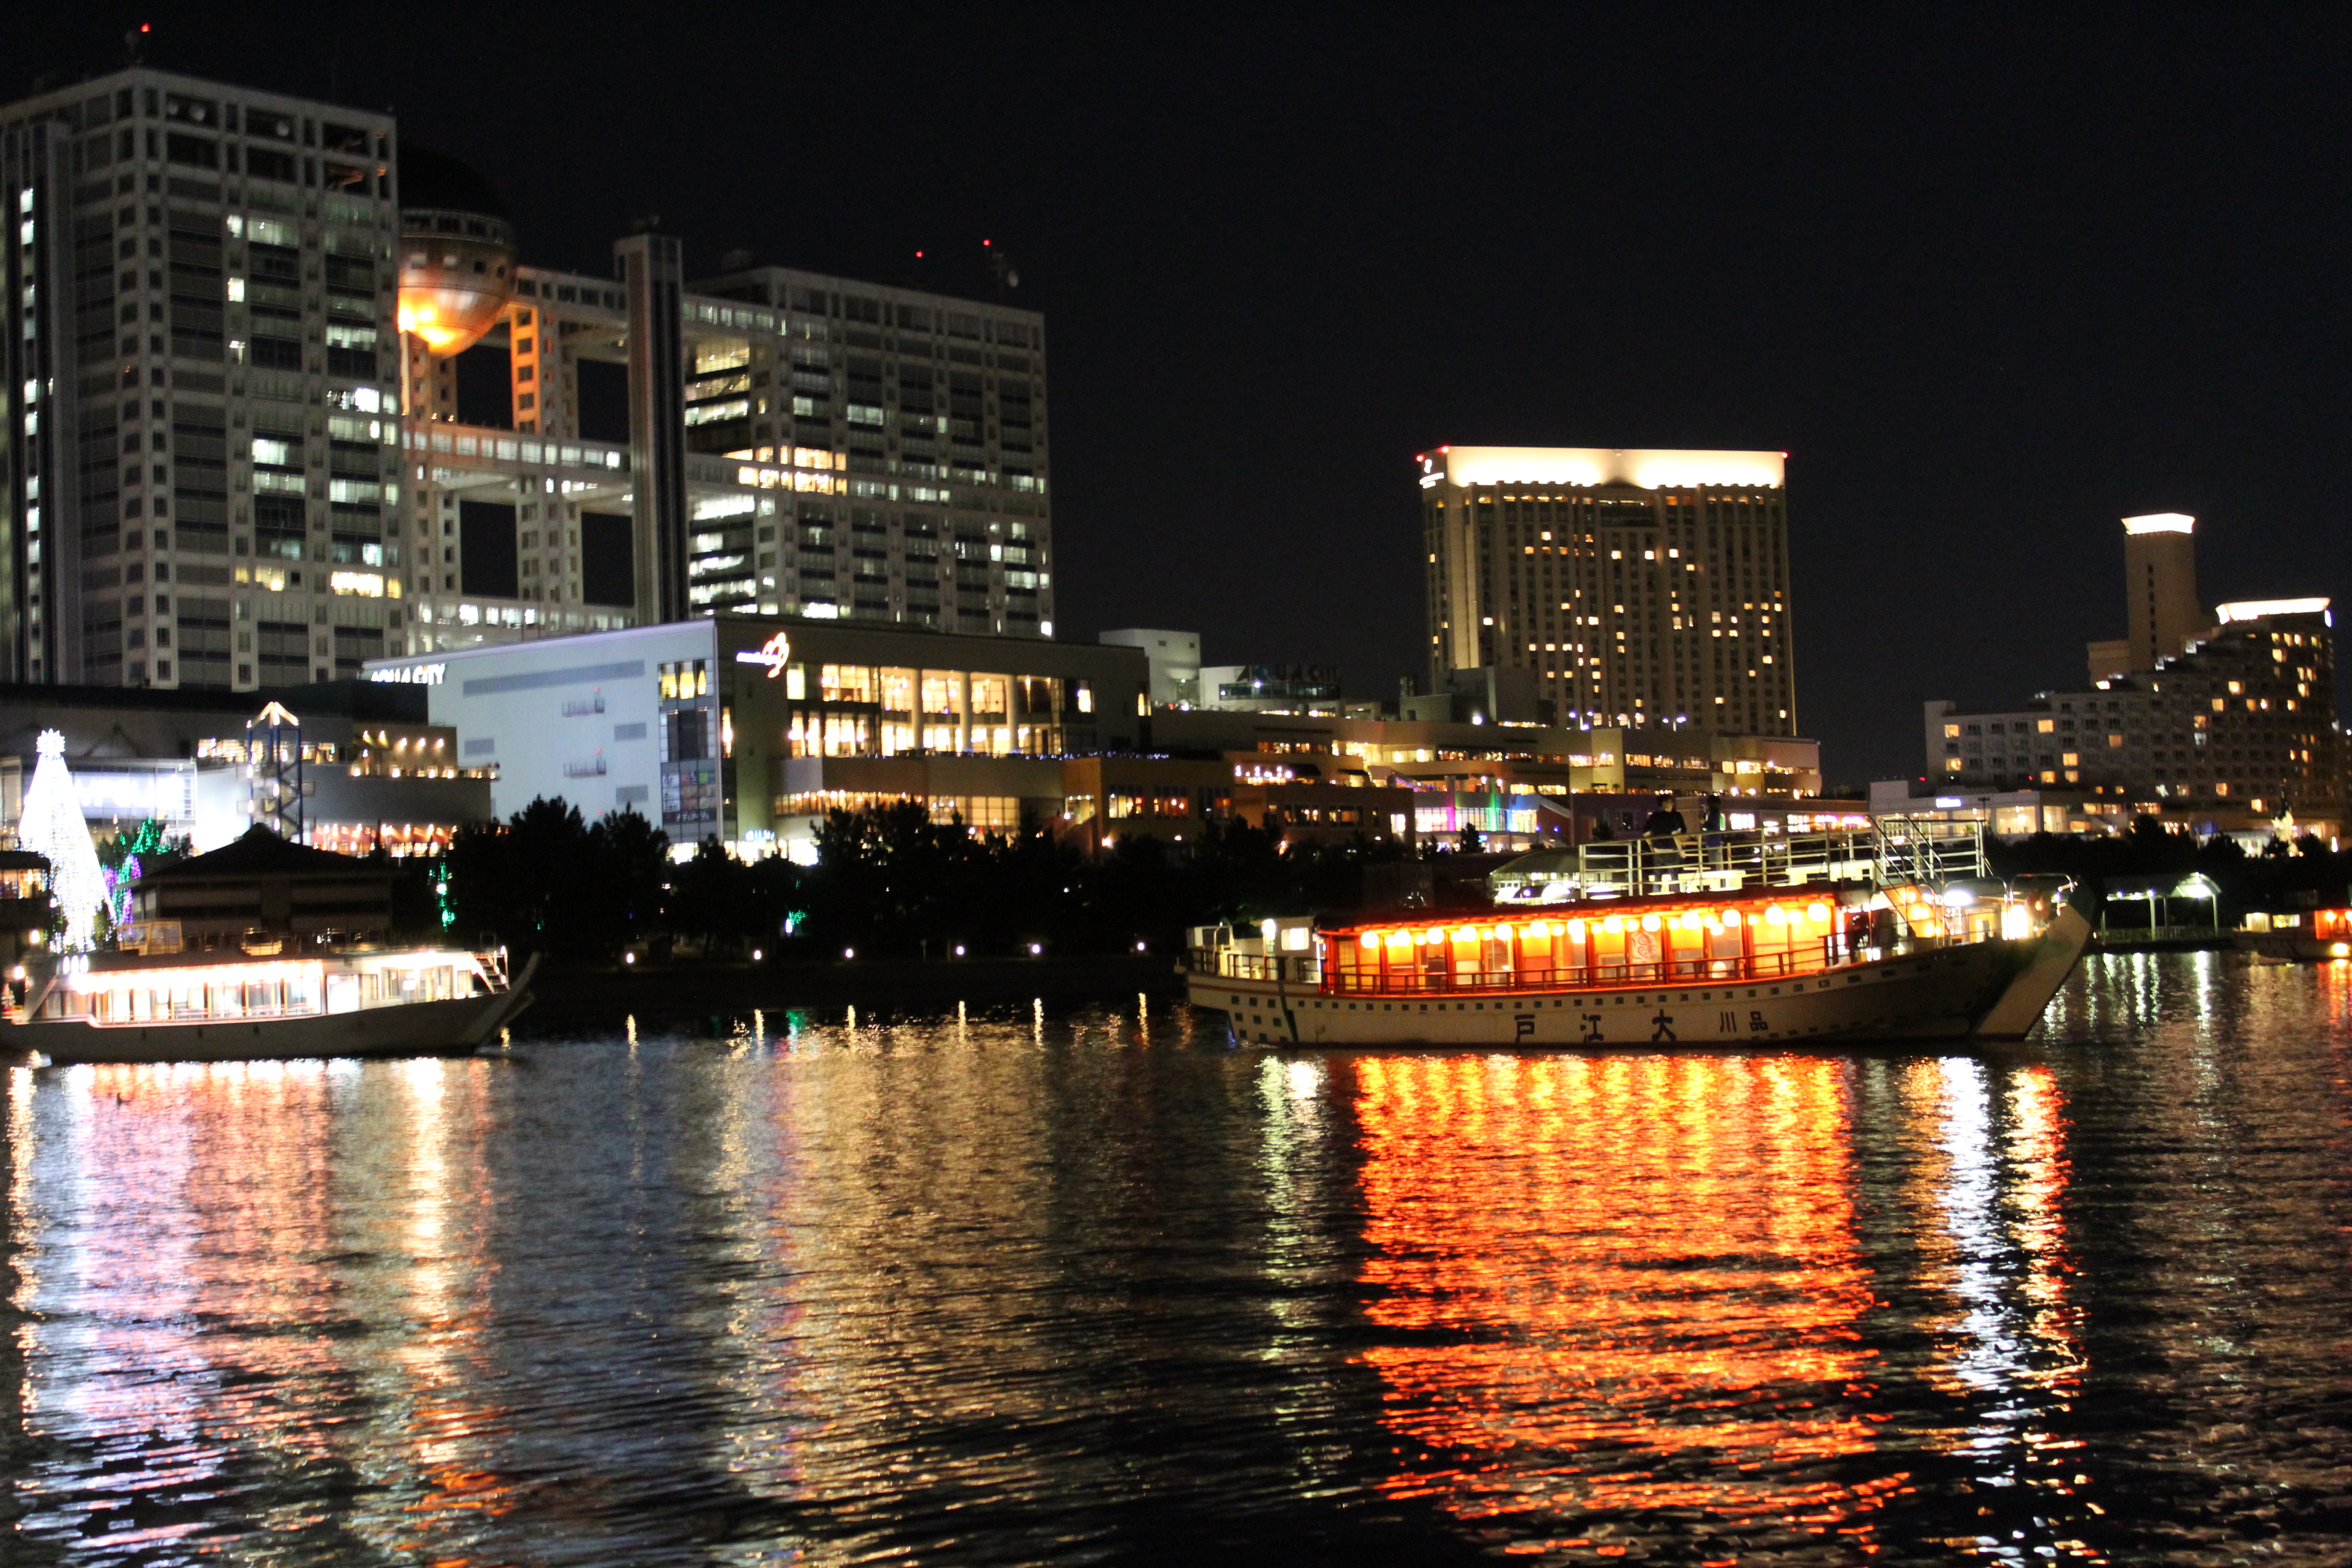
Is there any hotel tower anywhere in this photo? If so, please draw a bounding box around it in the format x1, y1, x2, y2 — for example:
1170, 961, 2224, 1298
1417, 446, 1794, 735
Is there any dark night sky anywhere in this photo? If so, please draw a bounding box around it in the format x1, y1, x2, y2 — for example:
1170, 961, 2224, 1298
22, 5, 2352, 786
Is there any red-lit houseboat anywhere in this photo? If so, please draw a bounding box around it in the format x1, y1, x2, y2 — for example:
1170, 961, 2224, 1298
2235, 906, 2352, 962
1188, 822, 2091, 1047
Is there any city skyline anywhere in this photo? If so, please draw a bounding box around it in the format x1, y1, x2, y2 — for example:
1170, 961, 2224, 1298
5, 9, 2352, 786
0, 63, 1058, 697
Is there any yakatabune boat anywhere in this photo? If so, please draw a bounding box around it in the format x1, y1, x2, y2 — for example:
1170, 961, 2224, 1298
1188, 820, 2091, 1047
3, 946, 538, 1064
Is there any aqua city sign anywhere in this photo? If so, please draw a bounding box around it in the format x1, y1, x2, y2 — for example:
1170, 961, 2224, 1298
733, 632, 792, 677
368, 664, 446, 686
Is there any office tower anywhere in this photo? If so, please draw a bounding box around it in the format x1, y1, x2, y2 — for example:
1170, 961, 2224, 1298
382, 230, 1056, 658
683, 262, 1050, 637
4, 66, 1056, 692
1416, 445, 1794, 735
376, 157, 1057, 657
2087, 513, 2205, 682
3, 68, 401, 688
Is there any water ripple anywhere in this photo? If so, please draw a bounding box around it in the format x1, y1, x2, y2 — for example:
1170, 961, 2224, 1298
3, 961, 2349, 1563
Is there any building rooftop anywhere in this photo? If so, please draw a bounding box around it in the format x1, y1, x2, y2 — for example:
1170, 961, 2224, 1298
138, 826, 379, 885
1417, 446, 1786, 490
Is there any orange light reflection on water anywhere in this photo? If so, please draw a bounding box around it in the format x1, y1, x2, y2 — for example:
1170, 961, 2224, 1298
1352, 1054, 1898, 1550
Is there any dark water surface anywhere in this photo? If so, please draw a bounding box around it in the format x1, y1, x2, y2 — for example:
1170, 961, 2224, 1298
5, 953, 2351, 1565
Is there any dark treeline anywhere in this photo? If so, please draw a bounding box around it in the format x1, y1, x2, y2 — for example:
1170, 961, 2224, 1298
431, 799, 2348, 963
441, 798, 671, 961
436, 797, 1417, 964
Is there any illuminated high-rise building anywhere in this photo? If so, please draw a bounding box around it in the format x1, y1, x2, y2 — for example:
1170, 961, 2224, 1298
2, 67, 400, 689
1928, 598, 2337, 827
2087, 513, 2205, 682
1416, 446, 1795, 735
3, 65, 1054, 691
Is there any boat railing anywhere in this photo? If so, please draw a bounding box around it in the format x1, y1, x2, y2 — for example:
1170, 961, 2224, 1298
1195, 951, 1320, 985
1499, 818, 1988, 902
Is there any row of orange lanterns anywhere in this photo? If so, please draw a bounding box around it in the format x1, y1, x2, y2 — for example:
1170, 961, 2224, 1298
1352, 902, 1839, 951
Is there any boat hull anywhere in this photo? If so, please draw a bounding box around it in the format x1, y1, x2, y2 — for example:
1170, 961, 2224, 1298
2234, 931, 2348, 962
1192, 909, 2090, 1049
12, 983, 536, 1065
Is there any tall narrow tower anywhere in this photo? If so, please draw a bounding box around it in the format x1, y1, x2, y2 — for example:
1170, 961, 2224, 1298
2122, 513, 2203, 670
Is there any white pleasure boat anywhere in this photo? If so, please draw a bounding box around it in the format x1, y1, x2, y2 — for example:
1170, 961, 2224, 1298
4, 945, 538, 1064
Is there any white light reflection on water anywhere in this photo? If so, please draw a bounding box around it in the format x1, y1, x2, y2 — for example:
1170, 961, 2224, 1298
1909, 1054, 2094, 1561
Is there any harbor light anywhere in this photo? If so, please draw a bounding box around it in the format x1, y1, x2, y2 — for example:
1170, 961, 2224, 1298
1029, 942, 1043, 956
955, 945, 966, 956
752, 949, 762, 961
844, 947, 856, 960
2335, 942, 2350, 959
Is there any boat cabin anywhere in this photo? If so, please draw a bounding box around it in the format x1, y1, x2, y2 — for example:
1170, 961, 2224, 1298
23, 949, 490, 1026
1196, 881, 2032, 999
2239, 907, 2352, 950
128, 827, 395, 952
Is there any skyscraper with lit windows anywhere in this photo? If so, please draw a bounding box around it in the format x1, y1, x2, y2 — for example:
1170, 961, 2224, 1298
2, 66, 400, 689
1416, 446, 1795, 735
3, 64, 1055, 692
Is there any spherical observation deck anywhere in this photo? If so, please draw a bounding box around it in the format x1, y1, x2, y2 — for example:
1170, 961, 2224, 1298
396, 146, 516, 357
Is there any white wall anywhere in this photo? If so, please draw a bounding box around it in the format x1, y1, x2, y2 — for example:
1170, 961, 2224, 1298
1099, 628, 1200, 707
367, 622, 716, 823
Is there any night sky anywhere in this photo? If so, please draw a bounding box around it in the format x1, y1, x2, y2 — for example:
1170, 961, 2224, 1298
22, 6, 2352, 787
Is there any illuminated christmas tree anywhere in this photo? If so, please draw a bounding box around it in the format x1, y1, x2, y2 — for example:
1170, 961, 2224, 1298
16, 730, 107, 952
